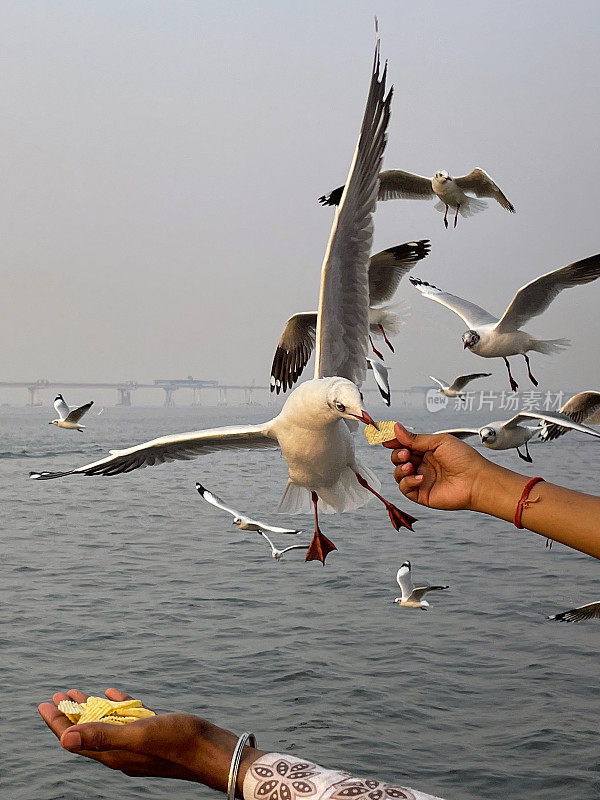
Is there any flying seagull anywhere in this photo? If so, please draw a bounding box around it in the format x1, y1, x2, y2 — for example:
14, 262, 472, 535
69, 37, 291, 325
429, 373, 491, 398
394, 560, 448, 610
319, 167, 514, 228
548, 601, 600, 622
270, 239, 430, 394
437, 410, 600, 462
30, 37, 416, 564
540, 391, 600, 441
196, 482, 301, 534
256, 530, 308, 561
410, 253, 600, 390
49, 395, 94, 432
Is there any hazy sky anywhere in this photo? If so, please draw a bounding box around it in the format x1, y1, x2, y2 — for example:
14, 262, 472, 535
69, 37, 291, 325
1, 1, 599, 396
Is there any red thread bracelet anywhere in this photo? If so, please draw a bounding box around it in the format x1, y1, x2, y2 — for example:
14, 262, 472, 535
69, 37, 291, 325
514, 477, 545, 529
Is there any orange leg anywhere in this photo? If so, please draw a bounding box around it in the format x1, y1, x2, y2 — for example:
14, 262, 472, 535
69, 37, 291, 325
443, 205, 449, 229
378, 324, 395, 353
305, 491, 337, 565
503, 357, 519, 392
524, 354, 538, 386
369, 335, 384, 361
355, 472, 417, 531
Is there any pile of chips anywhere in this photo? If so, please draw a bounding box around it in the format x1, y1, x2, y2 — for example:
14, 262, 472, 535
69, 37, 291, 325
57, 696, 155, 726
364, 421, 398, 445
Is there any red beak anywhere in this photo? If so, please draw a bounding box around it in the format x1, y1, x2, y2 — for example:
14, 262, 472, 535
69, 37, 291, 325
352, 410, 379, 429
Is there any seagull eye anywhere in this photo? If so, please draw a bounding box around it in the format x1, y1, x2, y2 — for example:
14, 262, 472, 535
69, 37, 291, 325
335, 402, 346, 412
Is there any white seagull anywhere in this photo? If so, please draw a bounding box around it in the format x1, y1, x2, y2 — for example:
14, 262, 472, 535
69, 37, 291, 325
394, 560, 449, 610
270, 240, 430, 394
429, 372, 491, 398
548, 602, 600, 622
256, 530, 308, 561
30, 38, 416, 564
437, 410, 600, 462
196, 482, 301, 534
540, 391, 600, 441
49, 395, 94, 431
319, 167, 514, 228
410, 252, 600, 391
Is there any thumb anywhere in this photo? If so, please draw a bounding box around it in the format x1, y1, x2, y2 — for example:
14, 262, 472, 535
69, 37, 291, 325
61, 722, 144, 753
388, 422, 446, 453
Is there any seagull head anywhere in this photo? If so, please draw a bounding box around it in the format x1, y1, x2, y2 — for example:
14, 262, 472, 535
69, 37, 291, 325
435, 169, 450, 182
462, 330, 480, 349
49, 420, 59, 426
232, 517, 243, 528
325, 378, 378, 428
479, 426, 497, 444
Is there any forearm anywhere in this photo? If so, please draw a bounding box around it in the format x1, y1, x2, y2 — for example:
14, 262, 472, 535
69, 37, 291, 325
471, 463, 600, 558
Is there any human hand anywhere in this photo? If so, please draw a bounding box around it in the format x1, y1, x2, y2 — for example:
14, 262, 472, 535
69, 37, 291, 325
38, 688, 264, 792
384, 423, 493, 511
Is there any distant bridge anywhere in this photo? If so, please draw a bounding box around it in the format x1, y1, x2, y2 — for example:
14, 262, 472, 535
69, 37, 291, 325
0, 377, 271, 407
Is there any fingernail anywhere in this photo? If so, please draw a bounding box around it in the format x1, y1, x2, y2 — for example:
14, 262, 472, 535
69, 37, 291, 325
401, 463, 411, 472
62, 730, 82, 750
414, 475, 424, 482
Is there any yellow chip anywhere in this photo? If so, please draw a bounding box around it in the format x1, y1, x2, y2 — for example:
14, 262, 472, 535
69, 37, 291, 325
78, 697, 113, 723
107, 699, 142, 710
100, 715, 130, 725
113, 706, 155, 718
364, 421, 398, 445
57, 700, 85, 723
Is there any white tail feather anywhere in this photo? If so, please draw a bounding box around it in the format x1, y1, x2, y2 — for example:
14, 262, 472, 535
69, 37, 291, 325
531, 338, 571, 355
369, 301, 411, 336
278, 461, 380, 515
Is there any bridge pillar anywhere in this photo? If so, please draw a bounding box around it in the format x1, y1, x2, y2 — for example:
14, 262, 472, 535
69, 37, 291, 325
192, 388, 202, 406
118, 388, 132, 406
28, 386, 42, 406
164, 387, 176, 407
218, 387, 227, 406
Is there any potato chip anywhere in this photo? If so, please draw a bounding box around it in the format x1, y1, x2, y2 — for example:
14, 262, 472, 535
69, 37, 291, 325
107, 699, 142, 710
78, 697, 113, 723
112, 706, 155, 718
364, 421, 398, 445
100, 715, 130, 725
57, 700, 85, 723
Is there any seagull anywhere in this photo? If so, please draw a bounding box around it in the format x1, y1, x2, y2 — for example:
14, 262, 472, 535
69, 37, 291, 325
29, 37, 416, 564
196, 482, 301, 534
49, 395, 94, 431
270, 239, 430, 394
429, 373, 491, 398
540, 391, 600, 441
256, 530, 308, 561
319, 167, 514, 228
436, 410, 600, 462
548, 601, 600, 622
367, 358, 391, 406
394, 560, 448, 610
410, 252, 600, 391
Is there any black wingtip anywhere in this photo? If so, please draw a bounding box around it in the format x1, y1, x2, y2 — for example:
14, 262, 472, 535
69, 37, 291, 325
196, 482, 206, 495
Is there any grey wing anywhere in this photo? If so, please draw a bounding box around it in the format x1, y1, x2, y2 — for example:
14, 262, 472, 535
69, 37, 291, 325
540, 391, 600, 441
411, 585, 449, 600
508, 411, 600, 439
259, 523, 303, 535
454, 168, 515, 212
495, 254, 600, 333
270, 312, 317, 394
548, 601, 600, 622
448, 373, 492, 392
396, 566, 414, 597
30, 424, 278, 480
377, 170, 435, 201
410, 278, 498, 328
314, 41, 392, 387
280, 544, 309, 555
65, 401, 94, 423
54, 396, 70, 420
429, 376, 447, 390
434, 427, 480, 439
368, 240, 431, 306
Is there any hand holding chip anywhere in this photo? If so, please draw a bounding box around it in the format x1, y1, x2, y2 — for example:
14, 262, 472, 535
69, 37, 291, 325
38, 687, 265, 790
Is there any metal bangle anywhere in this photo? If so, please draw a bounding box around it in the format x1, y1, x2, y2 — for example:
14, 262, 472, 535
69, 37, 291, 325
226, 731, 257, 800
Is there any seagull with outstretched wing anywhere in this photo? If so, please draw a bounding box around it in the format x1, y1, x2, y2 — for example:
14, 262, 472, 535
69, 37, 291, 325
256, 530, 308, 561
319, 166, 514, 228
548, 602, 600, 622
410, 253, 600, 391
49, 394, 94, 432
196, 483, 301, 534
429, 373, 491, 398
30, 35, 415, 565
394, 560, 449, 610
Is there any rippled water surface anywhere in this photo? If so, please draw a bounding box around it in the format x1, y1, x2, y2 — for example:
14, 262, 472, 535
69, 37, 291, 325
2, 403, 599, 800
